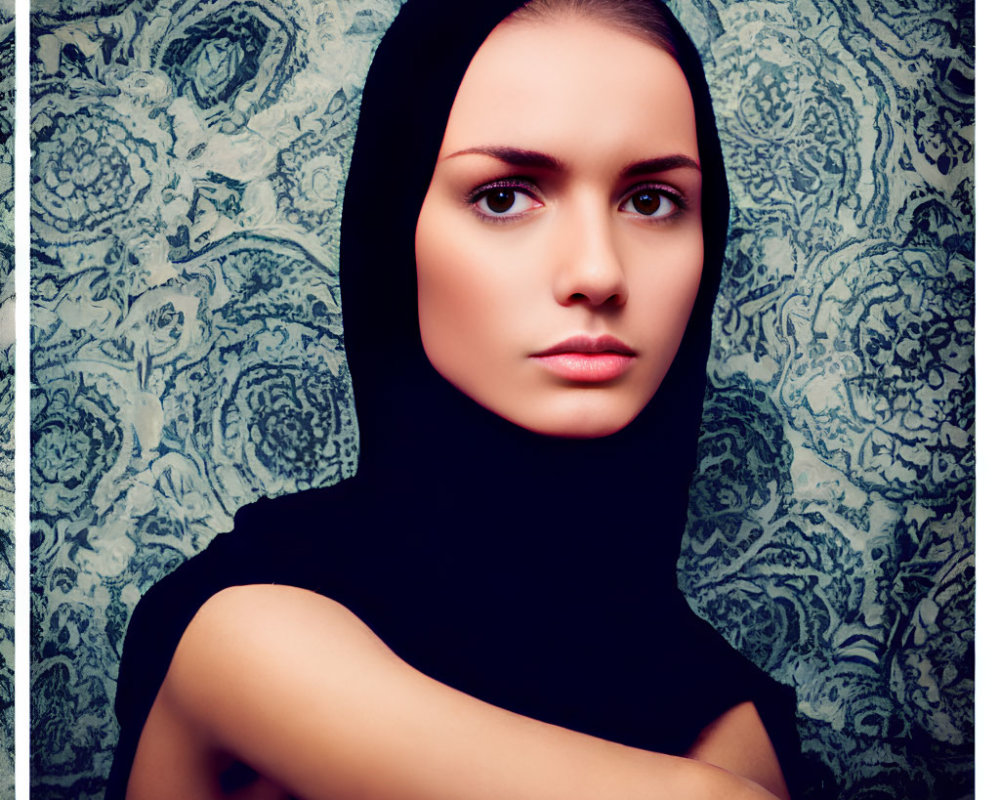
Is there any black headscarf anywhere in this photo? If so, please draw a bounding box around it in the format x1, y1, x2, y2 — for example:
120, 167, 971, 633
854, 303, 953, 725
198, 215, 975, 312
338, 0, 730, 564
109, 2, 809, 796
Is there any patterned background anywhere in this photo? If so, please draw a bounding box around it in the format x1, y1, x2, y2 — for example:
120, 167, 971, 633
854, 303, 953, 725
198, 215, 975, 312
29, 0, 973, 798
0, 0, 15, 794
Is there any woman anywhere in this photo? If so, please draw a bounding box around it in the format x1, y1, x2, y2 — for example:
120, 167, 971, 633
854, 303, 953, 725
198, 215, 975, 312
107, 1, 807, 798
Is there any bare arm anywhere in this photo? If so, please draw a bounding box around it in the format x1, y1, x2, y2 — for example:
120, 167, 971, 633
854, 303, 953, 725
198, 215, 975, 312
126, 584, 785, 800
686, 702, 791, 800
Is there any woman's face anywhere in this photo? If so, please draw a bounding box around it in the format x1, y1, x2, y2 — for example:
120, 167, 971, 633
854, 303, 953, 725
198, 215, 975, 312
415, 13, 703, 438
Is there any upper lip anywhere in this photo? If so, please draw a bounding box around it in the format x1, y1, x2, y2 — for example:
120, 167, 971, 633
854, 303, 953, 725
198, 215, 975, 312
533, 335, 636, 357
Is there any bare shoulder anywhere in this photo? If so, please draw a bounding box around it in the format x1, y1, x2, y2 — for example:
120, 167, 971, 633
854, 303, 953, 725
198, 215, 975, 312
128, 585, 409, 800
181, 583, 376, 642
163, 584, 396, 725
127, 585, 356, 800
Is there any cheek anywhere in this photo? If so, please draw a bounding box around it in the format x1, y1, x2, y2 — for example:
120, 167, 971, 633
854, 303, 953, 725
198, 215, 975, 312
414, 208, 505, 373
665, 237, 704, 321
631, 233, 704, 368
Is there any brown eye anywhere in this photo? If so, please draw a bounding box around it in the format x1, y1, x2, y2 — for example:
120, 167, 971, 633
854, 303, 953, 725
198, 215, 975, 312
631, 191, 661, 215
485, 188, 516, 213
472, 184, 541, 219
620, 188, 679, 219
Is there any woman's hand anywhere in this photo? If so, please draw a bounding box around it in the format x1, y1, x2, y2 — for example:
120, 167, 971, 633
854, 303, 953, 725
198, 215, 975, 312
126, 584, 785, 800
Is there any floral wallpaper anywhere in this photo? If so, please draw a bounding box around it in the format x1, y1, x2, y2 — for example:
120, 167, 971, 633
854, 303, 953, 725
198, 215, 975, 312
676, 1, 973, 796
29, 0, 973, 798
0, 0, 14, 795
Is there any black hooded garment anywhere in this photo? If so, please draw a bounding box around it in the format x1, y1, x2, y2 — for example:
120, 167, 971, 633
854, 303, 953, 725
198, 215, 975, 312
106, 1, 808, 797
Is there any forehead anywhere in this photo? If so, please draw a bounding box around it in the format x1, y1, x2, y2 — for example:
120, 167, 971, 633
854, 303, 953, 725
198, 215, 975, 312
438, 14, 699, 163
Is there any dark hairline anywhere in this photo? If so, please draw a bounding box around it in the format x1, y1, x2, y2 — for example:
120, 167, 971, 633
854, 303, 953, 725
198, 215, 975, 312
506, 0, 679, 58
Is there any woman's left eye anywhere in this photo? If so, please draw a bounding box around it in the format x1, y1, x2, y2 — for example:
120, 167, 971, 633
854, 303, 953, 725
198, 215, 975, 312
619, 188, 680, 219
471, 185, 540, 218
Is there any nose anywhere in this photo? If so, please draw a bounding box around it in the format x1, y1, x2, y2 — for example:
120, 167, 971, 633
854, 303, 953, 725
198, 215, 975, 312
553, 204, 628, 309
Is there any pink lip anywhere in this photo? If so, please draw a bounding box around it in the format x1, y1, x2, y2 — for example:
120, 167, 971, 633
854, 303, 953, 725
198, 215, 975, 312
531, 335, 636, 383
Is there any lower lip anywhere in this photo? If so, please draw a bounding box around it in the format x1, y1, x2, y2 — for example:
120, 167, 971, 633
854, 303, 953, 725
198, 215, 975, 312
532, 353, 635, 382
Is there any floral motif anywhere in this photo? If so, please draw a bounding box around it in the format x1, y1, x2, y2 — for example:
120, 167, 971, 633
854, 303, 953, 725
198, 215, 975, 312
31, 605, 119, 784
710, 226, 804, 384
32, 378, 126, 521
187, 323, 354, 507
116, 286, 205, 370
273, 88, 358, 241
889, 498, 974, 748
914, 98, 973, 177
219, 357, 353, 486
855, 0, 973, 181
32, 107, 158, 239
155, 0, 307, 132
686, 377, 793, 540
705, 2, 869, 242
778, 242, 973, 500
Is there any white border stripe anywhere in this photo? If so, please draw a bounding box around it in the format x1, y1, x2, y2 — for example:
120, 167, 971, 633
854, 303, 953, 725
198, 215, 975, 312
14, 0, 30, 796
976, 1, 994, 798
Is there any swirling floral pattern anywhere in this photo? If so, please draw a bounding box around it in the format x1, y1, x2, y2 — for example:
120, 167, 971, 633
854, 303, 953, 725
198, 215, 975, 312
33, 111, 152, 236
0, 0, 13, 794
779, 241, 973, 500
29, 1, 972, 799
675, 1, 973, 797
32, 378, 126, 521
708, 1, 869, 240
154, 0, 308, 133
272, 89, 359, 245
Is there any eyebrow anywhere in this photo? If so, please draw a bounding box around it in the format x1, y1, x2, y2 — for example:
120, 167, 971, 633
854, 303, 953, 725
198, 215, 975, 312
444, 146, 700, 177
621, 155, 701, 177
444, 146, 565, 171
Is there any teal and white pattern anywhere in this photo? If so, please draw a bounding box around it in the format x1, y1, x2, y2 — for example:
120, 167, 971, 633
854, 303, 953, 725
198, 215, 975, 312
0, 0, 14, 794
30, 1, 973, 797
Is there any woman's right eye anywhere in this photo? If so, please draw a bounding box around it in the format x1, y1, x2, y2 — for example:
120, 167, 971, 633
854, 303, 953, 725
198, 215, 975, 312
470, 184, 541, 219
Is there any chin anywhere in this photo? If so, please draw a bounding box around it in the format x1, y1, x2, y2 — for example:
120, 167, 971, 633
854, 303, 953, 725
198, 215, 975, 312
500, 404, 641, 440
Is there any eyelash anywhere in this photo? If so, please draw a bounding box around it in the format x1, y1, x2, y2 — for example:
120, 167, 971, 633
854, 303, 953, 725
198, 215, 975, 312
466, 179, 688, 223
619, 183, 688, 220
467, 178, 541, 223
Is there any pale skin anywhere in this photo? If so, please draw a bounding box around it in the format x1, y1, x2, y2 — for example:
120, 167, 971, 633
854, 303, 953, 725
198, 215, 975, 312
415, 12, 705, 438
127, 586, 789, 800
125, 12, 794, 800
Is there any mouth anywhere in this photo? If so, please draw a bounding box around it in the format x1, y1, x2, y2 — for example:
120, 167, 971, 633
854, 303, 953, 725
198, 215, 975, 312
531, 335, 637, 383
